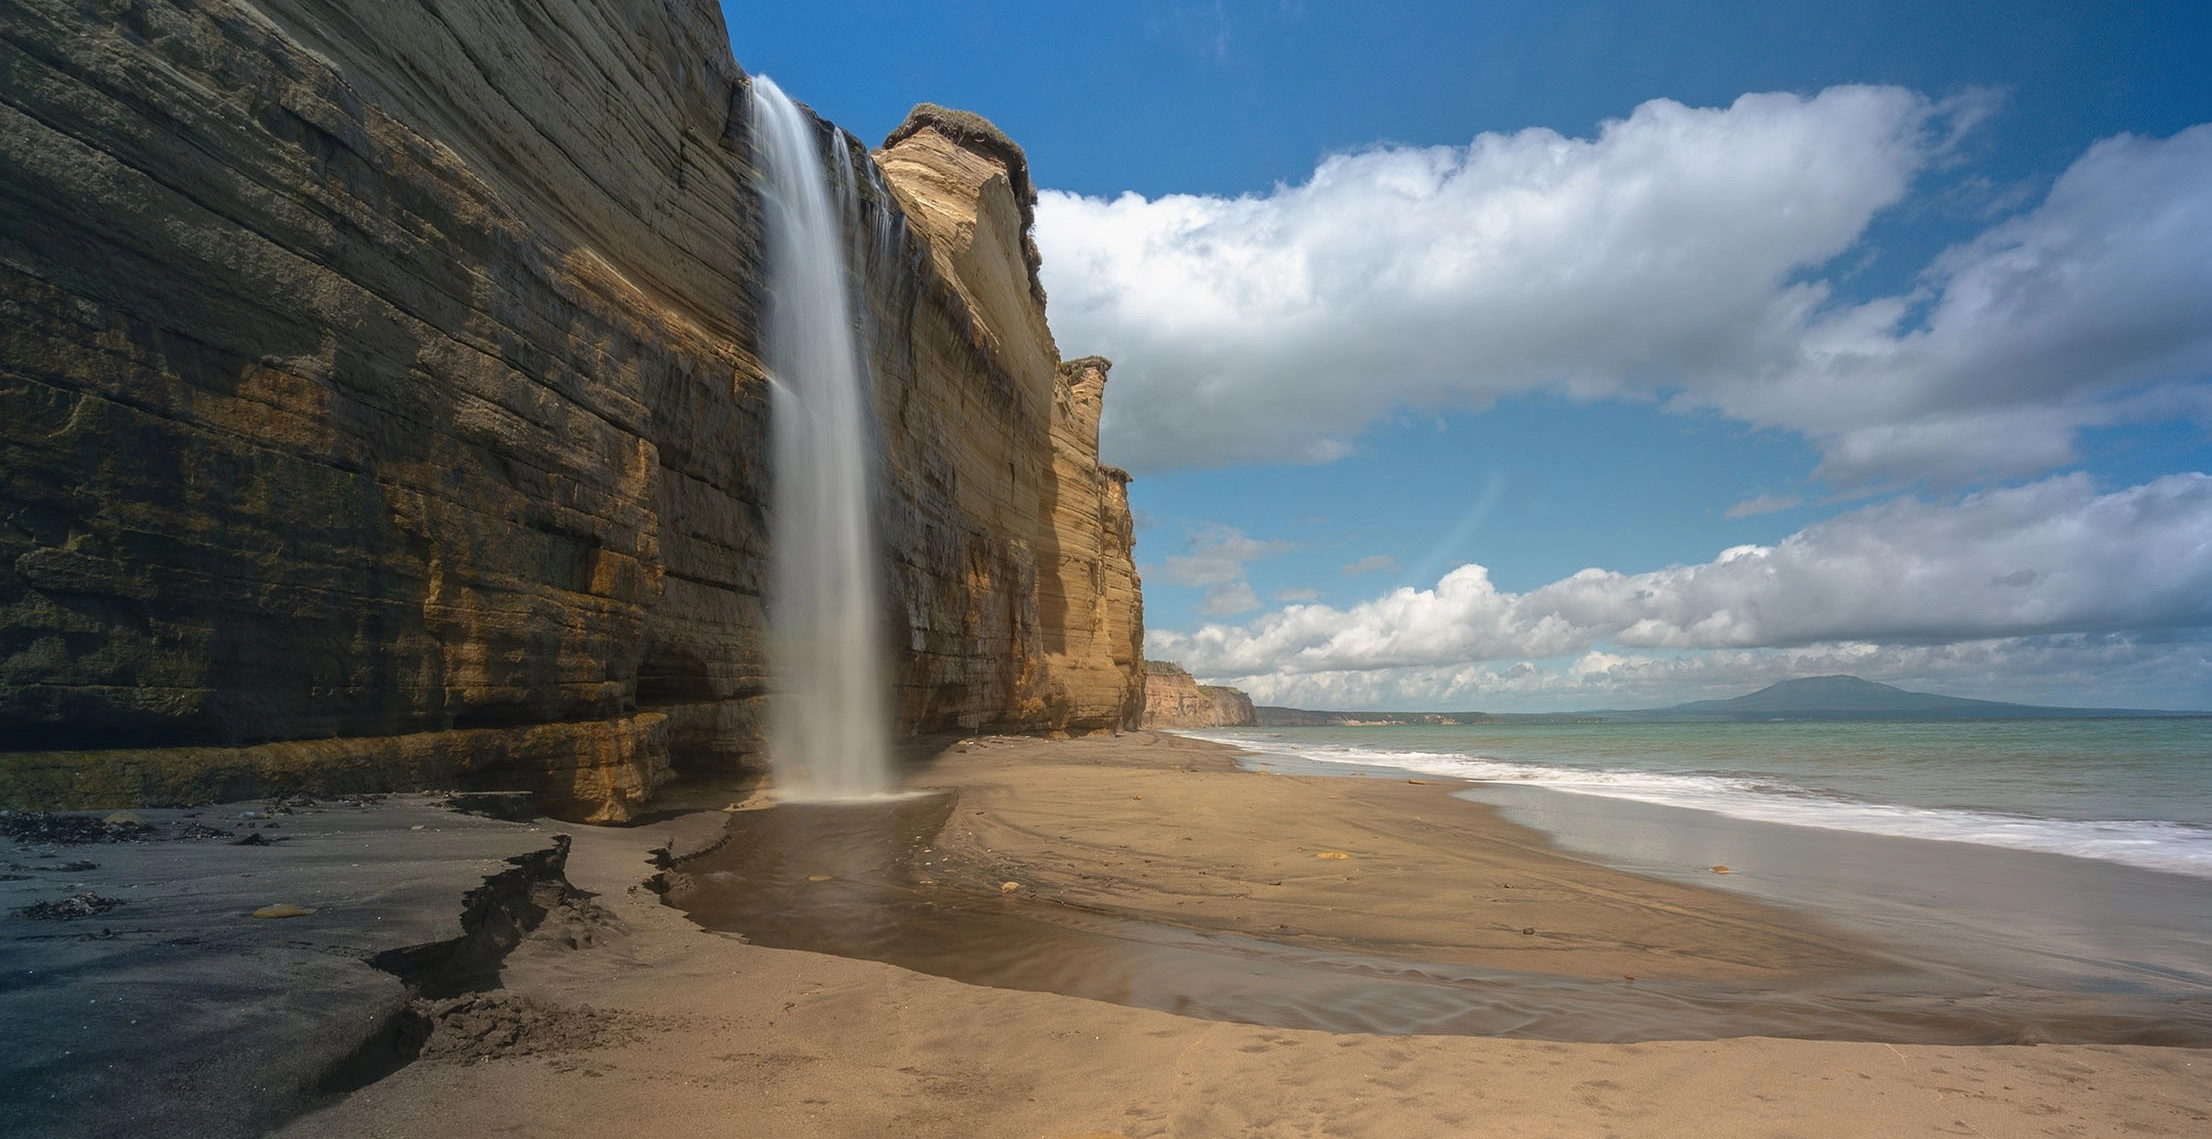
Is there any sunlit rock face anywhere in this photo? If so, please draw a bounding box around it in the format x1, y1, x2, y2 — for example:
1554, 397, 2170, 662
1140, 663, 1257, 730
1041, 357, 1146, 735
0, 0, 1140, 820
871, 107, 1145, 737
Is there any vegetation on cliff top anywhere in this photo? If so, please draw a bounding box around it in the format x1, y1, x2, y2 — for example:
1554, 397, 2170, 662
884, 103, 1043, 305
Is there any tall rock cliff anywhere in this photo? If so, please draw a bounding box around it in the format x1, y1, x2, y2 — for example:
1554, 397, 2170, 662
1041, 357, 1145, 732
872, 109, 1144, 734
1141, 663, 1257, 729
0, 0, 1141, 820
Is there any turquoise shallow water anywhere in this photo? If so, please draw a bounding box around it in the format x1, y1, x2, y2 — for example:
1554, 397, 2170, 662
1184, 719, 2212, 878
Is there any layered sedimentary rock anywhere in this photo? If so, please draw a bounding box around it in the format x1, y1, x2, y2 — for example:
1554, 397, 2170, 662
1141, 663, 1257, 729
0, 0, 1140, 820
871, 106, 1145, 736
1040, 358, 1145, 731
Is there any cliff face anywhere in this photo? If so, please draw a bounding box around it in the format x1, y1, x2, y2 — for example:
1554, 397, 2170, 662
1141, 663, 1257, 730
1041, 359, 1145, 732
870, 109, 1145, 736
0, 0, 1140, 820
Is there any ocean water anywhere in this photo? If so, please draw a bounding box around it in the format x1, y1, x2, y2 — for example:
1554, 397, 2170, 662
1183, 719, 2212, 879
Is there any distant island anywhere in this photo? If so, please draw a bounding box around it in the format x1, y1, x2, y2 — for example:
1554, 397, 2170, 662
1256, 675, 2206, 726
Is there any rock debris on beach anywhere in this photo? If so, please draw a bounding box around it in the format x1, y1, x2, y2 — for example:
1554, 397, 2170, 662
12, 891, 124, 921
1, 811, 154, 845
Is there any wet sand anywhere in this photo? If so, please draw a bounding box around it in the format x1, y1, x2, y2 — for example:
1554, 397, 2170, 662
0, 794, 572, 1139
907, 733, 1883, 982
663, 733, 2211, 1045
283, 732, 2211, 1137
1467, 780, 2212, 999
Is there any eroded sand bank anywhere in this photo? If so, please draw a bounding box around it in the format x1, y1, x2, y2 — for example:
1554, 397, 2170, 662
283, 733, 2209, 1138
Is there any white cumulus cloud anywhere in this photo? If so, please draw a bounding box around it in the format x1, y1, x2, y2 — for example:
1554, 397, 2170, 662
1154, 524, 1294, 586
1038, 90, 2212, 486
1148, 473, 2212, 680
1200, 582, 1262, 616
1715, 125, 2212, 486
1209, 634, 2212, 714
1724, 492, 1801, 518
1151, 524, 1289, 620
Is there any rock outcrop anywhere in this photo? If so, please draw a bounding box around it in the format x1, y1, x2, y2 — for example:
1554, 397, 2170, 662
0, 0, 1141, 820
1141, 663, 1256, 729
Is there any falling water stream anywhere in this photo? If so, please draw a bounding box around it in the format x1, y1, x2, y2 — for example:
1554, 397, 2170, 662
750, 76, 893, 800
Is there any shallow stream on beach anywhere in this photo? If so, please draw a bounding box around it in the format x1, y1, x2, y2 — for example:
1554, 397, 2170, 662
665, 769, 2212, 1047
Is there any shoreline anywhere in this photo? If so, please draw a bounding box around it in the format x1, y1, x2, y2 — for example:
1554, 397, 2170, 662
1186, 724, 2212, 1012
896, 732, 1888, 985
1185, 720, 2212, 880
1465, 780, 2212, 996
668, 732, 2212, 1046
270, 731, 2209, 1137
17, 735, 2196, 1136
1179, 726, 2212, 1003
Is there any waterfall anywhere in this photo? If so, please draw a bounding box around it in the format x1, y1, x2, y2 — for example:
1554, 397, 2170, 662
750, 75, 894, 800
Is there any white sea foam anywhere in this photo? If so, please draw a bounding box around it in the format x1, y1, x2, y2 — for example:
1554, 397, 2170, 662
1183, 731, 2212, 879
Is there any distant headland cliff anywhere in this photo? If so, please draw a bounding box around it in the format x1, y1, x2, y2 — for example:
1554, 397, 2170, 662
1141, 662, 1256, 729
1253, 675, 2199, 727
0, 0, 1142, 820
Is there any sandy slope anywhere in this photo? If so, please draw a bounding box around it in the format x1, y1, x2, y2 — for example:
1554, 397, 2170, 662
281, 734, 2209, 1138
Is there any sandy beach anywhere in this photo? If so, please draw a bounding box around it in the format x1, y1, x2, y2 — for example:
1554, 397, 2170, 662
904, 733, 1882, 982
267, 732, 2208, 1138
5, 5, 2204, 1139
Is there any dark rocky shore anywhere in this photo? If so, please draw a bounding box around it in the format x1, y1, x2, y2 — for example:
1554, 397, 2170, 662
1, 796, 590, 1138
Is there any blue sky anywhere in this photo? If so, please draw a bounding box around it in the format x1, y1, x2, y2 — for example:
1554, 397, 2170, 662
722, 2, 2212, 711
